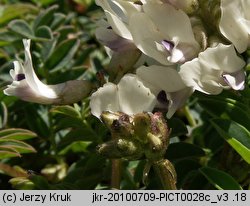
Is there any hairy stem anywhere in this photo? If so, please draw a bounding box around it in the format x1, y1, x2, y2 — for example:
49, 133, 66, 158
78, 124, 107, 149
111, 159, 121, 189
153, 159, 177, 190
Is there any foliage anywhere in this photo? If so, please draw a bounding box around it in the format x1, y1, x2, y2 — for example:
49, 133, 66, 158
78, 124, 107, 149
0, 0, 249, 190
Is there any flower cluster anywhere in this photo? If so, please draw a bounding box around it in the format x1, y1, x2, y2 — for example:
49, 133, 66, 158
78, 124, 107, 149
97, 111, 169, 161
3, 1, 248, 119
91, 0, 247, 118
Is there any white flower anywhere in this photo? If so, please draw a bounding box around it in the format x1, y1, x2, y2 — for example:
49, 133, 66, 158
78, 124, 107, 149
129, 1, 200, 65
90, 74, 157, 118
4, 39, 92, 104
95, 20, 136, 52
136, 65, 193, 118
179, 44, 246, 94
219, 0, 250, 53
95, 0, 142, 40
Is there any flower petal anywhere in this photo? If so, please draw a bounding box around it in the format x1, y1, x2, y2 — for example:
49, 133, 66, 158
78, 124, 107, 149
166, 87, 193, 118
23, 39, 61, 98
13, 61, 24, 75
129, 13, 171, 65
143, 1, 197, 44
118, 74, 156, 115
96, 0, 141, 40
90, 83, 120, 118
111, 0, 141, 23
129, 1, 199, 64
219, 0, 250, 53
96, 0, 141, 24
105, 11, 133, 40
222, 71, 245, 90
4, 79, 56, 104
90, 74, 156, 118
198, 44, 245, 73
4, 39, 92, 105
136, 65, 186, 93
95, 26, 135, 52
180, 56, 224, 94
179, 44, 246, 94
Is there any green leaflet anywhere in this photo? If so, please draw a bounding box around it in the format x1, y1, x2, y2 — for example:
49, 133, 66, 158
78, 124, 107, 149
211, 119, 250, 164
200, 166, 242, 190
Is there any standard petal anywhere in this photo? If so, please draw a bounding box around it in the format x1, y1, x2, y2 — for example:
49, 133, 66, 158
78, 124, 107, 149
143, 1, 197, 43
136, 65, 186, 93
118, 74, 156, 115
129, 13, 171, 65
219, 0, 249, 53
90, 83, 120, 118
23, 39, 60, 98
129, 1, 199, 64
143, 0, 200, 58
242, 0, 250, 19
198, 44, 245, 73
105, 11, 133, 40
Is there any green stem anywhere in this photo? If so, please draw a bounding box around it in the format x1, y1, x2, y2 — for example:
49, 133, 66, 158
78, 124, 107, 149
111, 159, 121, 189
183, 106, 197, 127
0, 102, 8, 128
153, 159, 177, 190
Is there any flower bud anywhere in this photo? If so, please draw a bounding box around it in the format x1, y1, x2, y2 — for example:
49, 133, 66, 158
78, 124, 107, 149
97, 111, 170, 161
133, 113, 151, 143
191, 17, 208, 51
100, 111, 123, 129
97, 138, 143, 160
145, 112, 170, 161
165, 0, 199, 14
199, 0, 221, 31
101, 111, 133, 137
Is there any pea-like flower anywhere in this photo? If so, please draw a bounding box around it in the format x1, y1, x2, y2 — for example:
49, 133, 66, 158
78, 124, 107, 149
136, 65, 193, 118
179, 44, 246, 94
90, 74, 157, 118
129, 1, 200, 65
4, 39, 92, 104
219, 0, 250, 53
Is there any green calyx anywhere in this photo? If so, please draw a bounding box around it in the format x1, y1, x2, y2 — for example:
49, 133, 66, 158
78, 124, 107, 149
98, 111, 170, 162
